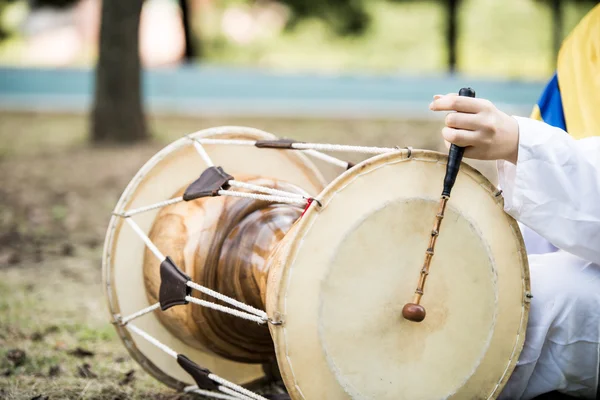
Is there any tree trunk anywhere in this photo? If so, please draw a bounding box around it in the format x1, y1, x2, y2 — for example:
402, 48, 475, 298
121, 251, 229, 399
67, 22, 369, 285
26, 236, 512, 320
91, 0, 147, 143
179, 0, 198, 61
447, 0, 458, 74
551, 0, 562, 65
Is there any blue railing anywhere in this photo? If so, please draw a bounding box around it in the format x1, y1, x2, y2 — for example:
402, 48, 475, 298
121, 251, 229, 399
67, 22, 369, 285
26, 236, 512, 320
0, 65, 546, 118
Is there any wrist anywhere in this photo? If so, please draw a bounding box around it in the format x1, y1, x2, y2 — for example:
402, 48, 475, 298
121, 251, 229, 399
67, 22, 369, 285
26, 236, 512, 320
500, 115, 519, 164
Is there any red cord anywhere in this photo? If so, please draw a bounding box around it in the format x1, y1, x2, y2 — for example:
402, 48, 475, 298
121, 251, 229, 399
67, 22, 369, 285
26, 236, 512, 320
301, 198, 313, 217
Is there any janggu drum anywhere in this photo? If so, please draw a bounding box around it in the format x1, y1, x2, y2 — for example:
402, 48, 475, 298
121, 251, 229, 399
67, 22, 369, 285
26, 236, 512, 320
103, 90, 530, 400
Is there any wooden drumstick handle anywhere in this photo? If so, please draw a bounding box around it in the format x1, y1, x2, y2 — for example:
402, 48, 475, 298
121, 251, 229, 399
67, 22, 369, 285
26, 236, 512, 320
442, 87, 475, 197
402, 87, 476, 323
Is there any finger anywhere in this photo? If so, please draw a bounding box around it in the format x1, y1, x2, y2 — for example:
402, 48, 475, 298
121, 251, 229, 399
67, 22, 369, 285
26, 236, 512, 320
445, 112, 480, 131
441, 127, 479, 147
430, 96, 486, 113
462, 146, 489, 161
443, 134, 488, 160
433, 93, 458, 100
443, 139, 484, 160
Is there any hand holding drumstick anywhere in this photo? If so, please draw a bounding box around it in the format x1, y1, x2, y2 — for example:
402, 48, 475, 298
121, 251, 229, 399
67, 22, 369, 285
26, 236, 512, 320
429, 92, 520, 164
402, 88, 521, 323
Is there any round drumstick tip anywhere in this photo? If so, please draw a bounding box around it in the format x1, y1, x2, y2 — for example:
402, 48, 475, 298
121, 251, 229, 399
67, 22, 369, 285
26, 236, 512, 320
402, 303, 426, 322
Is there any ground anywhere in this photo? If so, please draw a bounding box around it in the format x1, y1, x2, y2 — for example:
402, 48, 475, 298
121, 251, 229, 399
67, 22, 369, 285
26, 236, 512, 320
0, 111, 500, 399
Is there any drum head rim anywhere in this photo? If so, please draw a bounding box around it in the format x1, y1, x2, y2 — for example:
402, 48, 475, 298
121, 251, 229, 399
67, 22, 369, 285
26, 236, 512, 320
269, 149, 530, 400
102, 126, 328, 390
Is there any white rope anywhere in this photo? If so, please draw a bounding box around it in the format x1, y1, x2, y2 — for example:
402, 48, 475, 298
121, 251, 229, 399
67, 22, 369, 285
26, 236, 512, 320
186, 281, 268, 319
229, 180, 308, 199
218, 386, 256, 400
120, 302, 160, 325
209, 375, 268, 400
194, 136, 349, 169
185, 296, 266, 324
303, 149, 349, 168
120, 196, 183, 218
195, 138, 397, 154
184, 386, 241, 400
291, 142, 396, 154
194, 137, 400, 155
127, 323, 177, 359
125, 218, 165, 261
191, 139, 215, 167
218, 190, 307, 206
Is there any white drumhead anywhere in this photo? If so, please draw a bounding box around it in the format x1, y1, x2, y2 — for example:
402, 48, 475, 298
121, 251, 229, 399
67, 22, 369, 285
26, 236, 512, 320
103, 127, 327, 389
268, 150, 529, 399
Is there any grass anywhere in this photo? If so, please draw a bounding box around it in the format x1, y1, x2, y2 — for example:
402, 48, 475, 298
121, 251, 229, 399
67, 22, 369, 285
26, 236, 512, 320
0, 253, 174, 400
2, 110, 491, 398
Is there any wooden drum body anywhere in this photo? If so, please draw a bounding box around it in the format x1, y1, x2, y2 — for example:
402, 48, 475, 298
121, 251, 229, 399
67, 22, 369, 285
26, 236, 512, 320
103, 127, 530, 399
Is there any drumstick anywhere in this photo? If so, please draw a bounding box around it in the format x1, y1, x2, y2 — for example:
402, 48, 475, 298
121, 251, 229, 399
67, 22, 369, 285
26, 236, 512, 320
402, 87, 476, 323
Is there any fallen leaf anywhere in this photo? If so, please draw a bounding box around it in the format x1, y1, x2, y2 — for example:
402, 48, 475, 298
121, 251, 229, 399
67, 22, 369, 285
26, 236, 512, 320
0, 249, 20, 266
45, 325, 59, 334
68, 347, 95, 358
61, 243, 74, 256
54, 341, 67, 351
119, 369, 135, 385
77, 363, 97, 378
34, 247, 43, 263
48, 365, 61, 377
6, 348, 26, 366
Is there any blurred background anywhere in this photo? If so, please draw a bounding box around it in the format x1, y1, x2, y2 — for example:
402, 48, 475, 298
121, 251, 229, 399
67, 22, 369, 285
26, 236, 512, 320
0, 1, 597, 399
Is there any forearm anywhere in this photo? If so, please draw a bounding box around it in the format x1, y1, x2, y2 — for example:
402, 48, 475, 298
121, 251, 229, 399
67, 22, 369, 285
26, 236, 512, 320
498, 117, 600, 264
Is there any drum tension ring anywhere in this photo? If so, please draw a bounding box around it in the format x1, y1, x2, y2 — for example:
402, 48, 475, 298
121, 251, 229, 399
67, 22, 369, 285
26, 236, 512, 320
159, 256, 192, 311
177, 354, 220, 391
183, 166, 234, 201
268, 312, 284, 326
525, 291, 534, 302
394, 146, 412, 158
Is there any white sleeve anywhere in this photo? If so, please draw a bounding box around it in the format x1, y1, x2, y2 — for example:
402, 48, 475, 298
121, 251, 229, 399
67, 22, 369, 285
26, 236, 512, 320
497, 116, 600, 265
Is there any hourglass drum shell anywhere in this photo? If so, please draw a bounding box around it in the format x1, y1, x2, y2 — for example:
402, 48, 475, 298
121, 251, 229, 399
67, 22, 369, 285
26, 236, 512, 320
103, 127, 327, 389
143, 177, 305, 364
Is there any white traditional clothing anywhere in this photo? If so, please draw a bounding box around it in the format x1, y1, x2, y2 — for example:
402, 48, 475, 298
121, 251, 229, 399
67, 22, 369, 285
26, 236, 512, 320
498, 116, 600, 399
519, 223, 558, 255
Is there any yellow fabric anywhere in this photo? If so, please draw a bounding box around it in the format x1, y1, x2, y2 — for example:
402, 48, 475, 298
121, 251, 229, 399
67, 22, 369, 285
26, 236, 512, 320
556, 3, 600, 138
530, 104, 542, 122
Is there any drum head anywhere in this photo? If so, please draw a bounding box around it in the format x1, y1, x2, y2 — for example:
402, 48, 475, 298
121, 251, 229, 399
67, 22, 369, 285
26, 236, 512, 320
268, 150, 529, 399
102, 127, 327, 389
